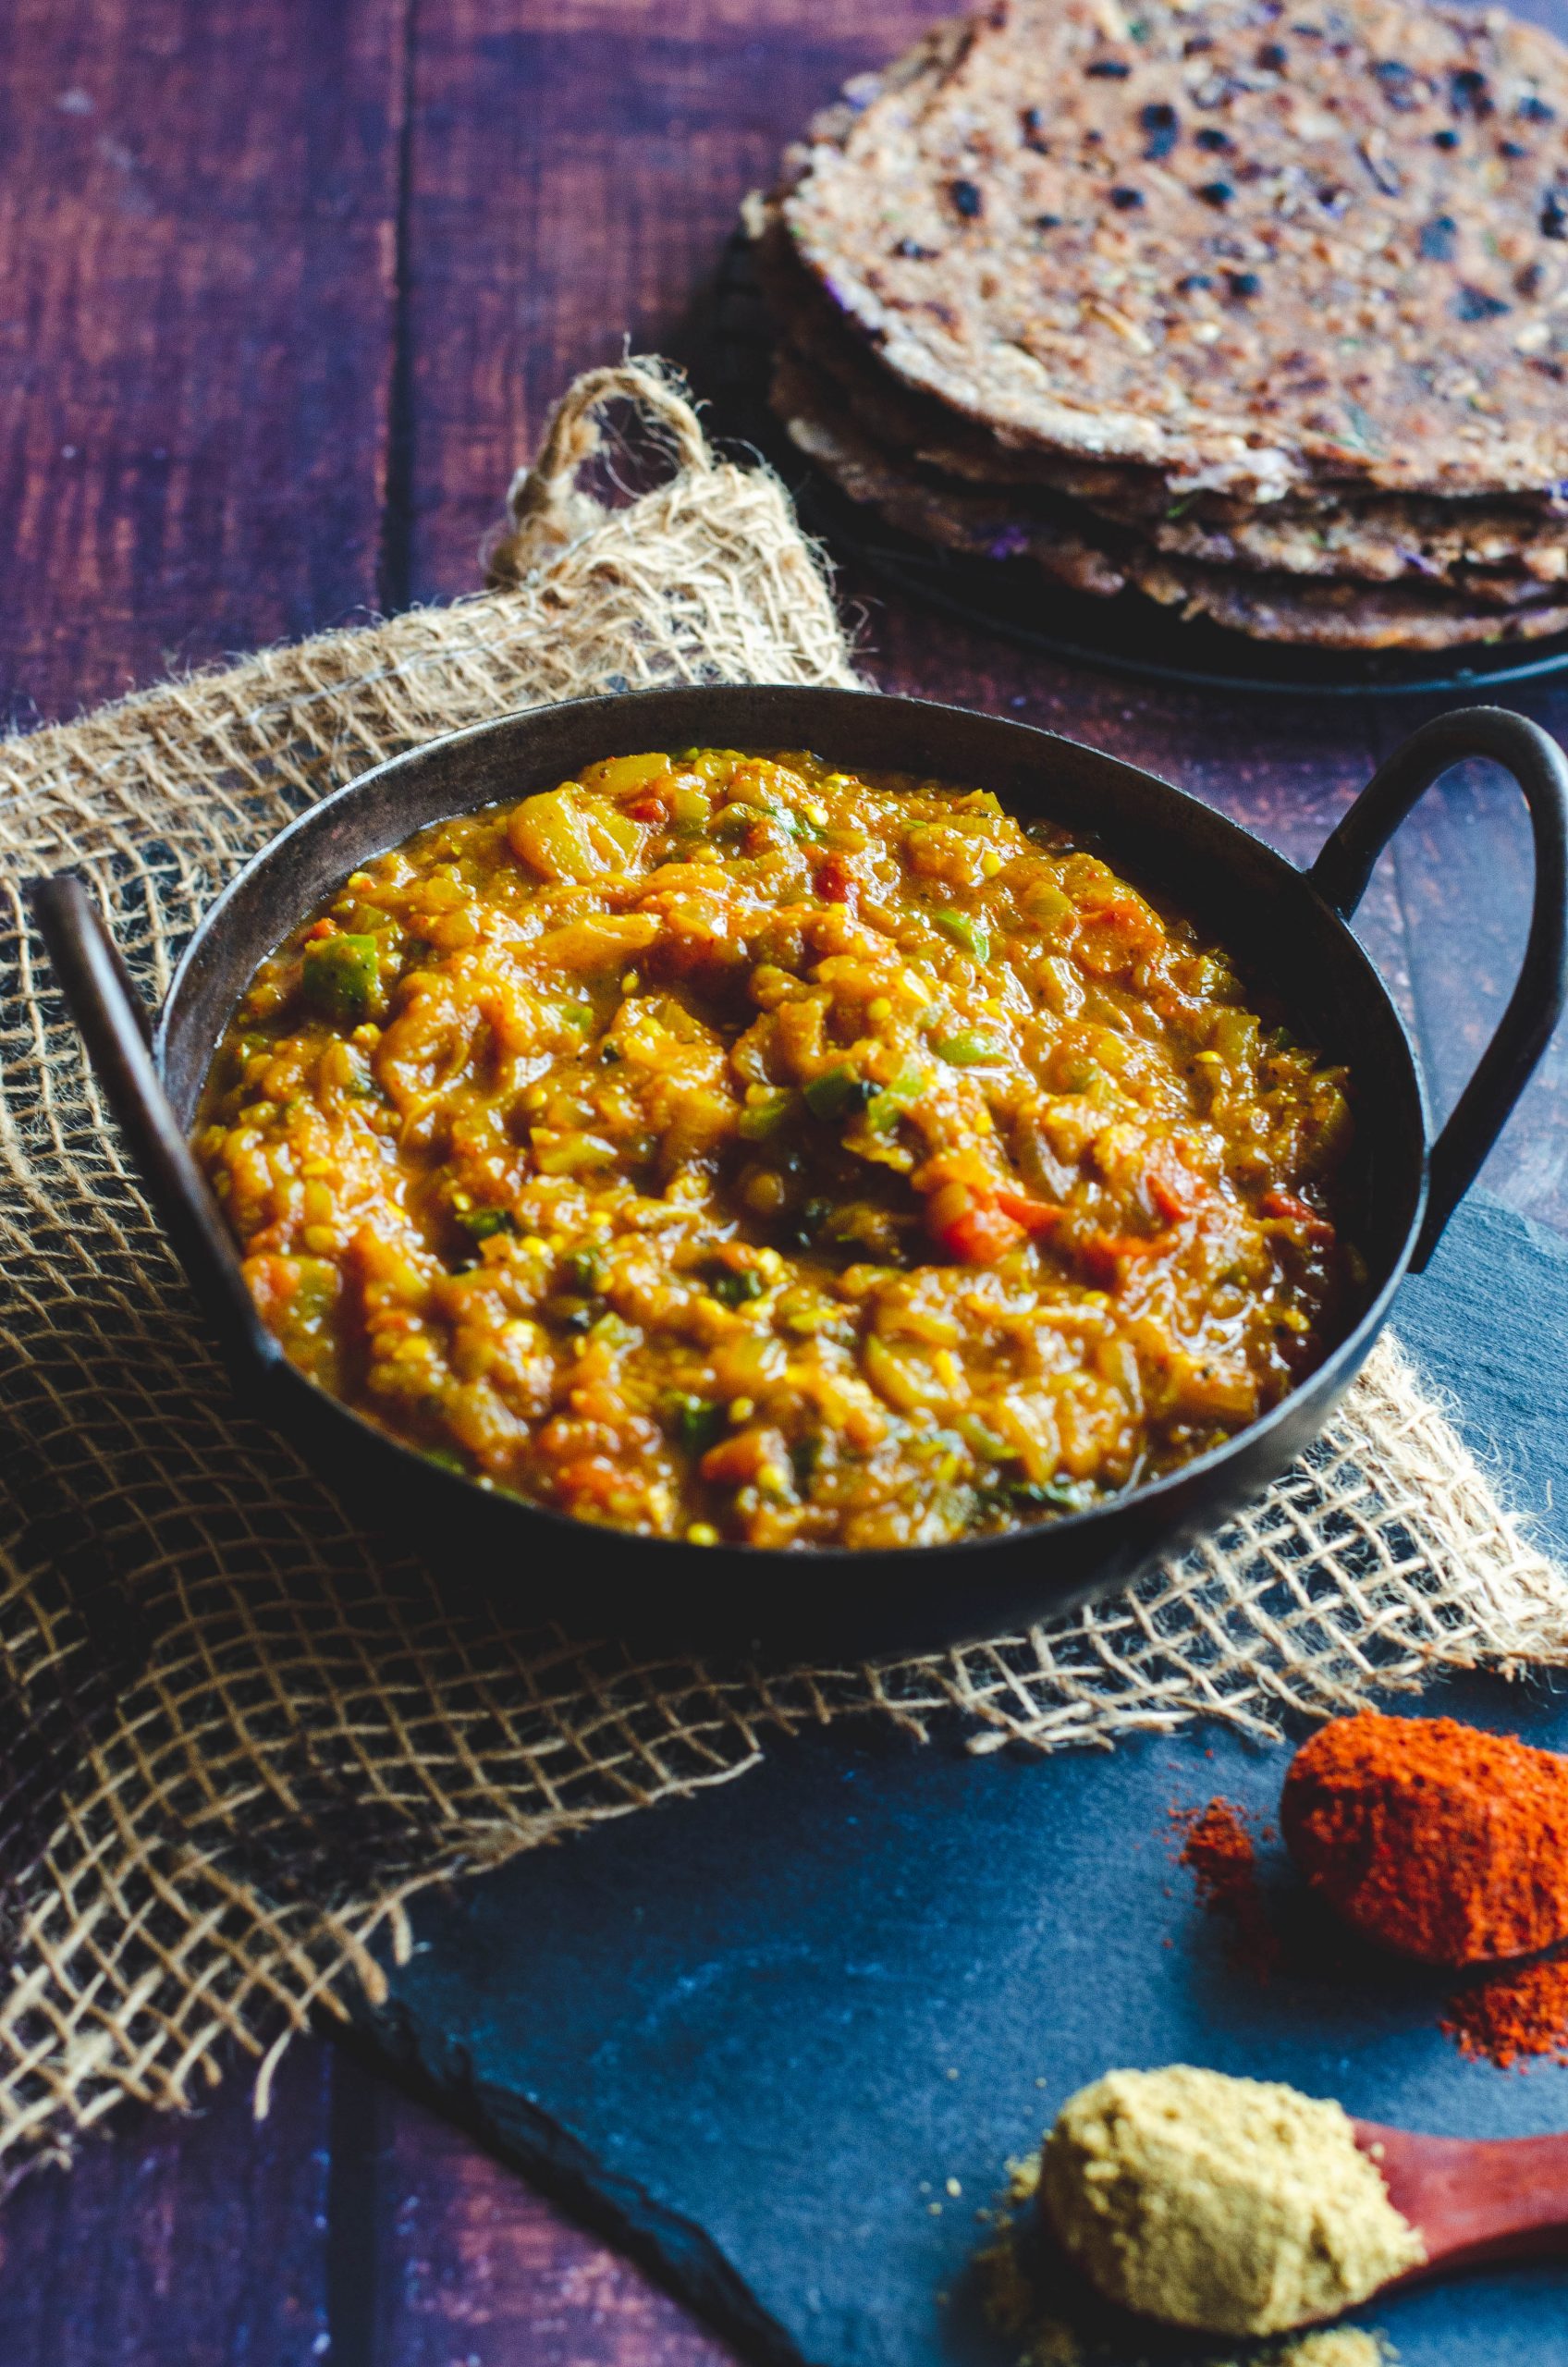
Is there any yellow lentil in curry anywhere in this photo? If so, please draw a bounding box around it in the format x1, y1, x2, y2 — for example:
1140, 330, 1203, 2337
195, 748, 1353, 1550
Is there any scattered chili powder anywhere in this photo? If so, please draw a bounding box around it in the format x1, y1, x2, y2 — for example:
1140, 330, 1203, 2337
1172, 1797, 1280, 1978
1280, 1711, 1568, 1966
1175, 1797, 1254, 1906
1441, 1953, 1568, 2071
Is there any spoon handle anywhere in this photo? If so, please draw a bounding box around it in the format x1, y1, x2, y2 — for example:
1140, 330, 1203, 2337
1358, 2122, 1568, 2274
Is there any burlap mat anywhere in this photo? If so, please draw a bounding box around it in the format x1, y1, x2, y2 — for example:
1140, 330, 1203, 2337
2, 359, 1565, 2183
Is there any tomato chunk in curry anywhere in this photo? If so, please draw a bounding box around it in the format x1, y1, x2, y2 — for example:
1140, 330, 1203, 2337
195, 749, 1353, 1550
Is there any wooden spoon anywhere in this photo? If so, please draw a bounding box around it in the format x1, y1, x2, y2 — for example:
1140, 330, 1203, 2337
1355, 2120, 1568, 2286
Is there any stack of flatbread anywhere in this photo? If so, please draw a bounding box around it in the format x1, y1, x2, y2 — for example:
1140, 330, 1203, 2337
756, 0, 1568, 649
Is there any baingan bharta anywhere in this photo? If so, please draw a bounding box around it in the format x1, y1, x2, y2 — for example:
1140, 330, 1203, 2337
195, 748, 1352, 1549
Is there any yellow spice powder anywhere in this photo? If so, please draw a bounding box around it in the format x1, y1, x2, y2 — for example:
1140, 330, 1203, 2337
1273, 2335, 1392, 2367
1041, 2067, 1424, 2336
978, 2223, 1395, 2367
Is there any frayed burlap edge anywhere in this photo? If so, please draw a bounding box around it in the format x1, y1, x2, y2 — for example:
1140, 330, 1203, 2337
0, 359, 1565, 2182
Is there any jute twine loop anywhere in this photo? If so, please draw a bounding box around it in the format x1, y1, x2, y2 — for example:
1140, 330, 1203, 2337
493, 356, 715, 582
0, 358, 1563, 2182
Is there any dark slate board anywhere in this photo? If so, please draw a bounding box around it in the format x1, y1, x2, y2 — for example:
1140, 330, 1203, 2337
351, 1195, 1568, 2367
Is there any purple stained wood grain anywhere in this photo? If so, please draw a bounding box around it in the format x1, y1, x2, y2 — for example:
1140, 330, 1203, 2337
397, 0, 943, 603
327, 2051, 734, 2367
0, 2041, 736, 2365
0, 0, 408, 727
0, 2040, 336, 2363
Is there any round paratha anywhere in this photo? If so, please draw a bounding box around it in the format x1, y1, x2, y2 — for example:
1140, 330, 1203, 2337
780, 0, 1568, 500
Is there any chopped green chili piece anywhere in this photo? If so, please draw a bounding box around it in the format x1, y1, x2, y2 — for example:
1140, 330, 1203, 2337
738, 1087, 800, 1141
662, 1392, 727, 1456
561, 1245, 607, 1294
933, 1029, 1003, 1067
790, 1433, 824, 1487
865, 1061, 925, 1134
804, 1064, 875, 1122
933, 910, 989, 962
1008, 1477, 1094, 1512
457, 1207, 517, 1242
956, 1412, 1011, 1463
705, 1263, 766, 1306
301, 934, 380, 1024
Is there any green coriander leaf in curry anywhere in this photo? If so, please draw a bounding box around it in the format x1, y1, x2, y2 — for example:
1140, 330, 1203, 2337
195, 748, 1352, 1549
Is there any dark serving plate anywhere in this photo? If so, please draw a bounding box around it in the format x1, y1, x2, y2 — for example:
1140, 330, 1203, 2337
708, 231, 1568, 703
31, 686, 1568, 1661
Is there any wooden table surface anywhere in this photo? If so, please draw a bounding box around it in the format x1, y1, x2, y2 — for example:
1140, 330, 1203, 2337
5, 2, 1568, 2358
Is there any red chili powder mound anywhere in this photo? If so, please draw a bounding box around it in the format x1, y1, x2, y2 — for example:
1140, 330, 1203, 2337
1281, 1711, 1568, 1966
1442, 1954, 1568, 2072
1172, 1797, 1280, 1979
1170, 1735, 1568, 2076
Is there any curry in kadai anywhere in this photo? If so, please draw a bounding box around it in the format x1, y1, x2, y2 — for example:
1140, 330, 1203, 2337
195, 748, 1352, 1550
